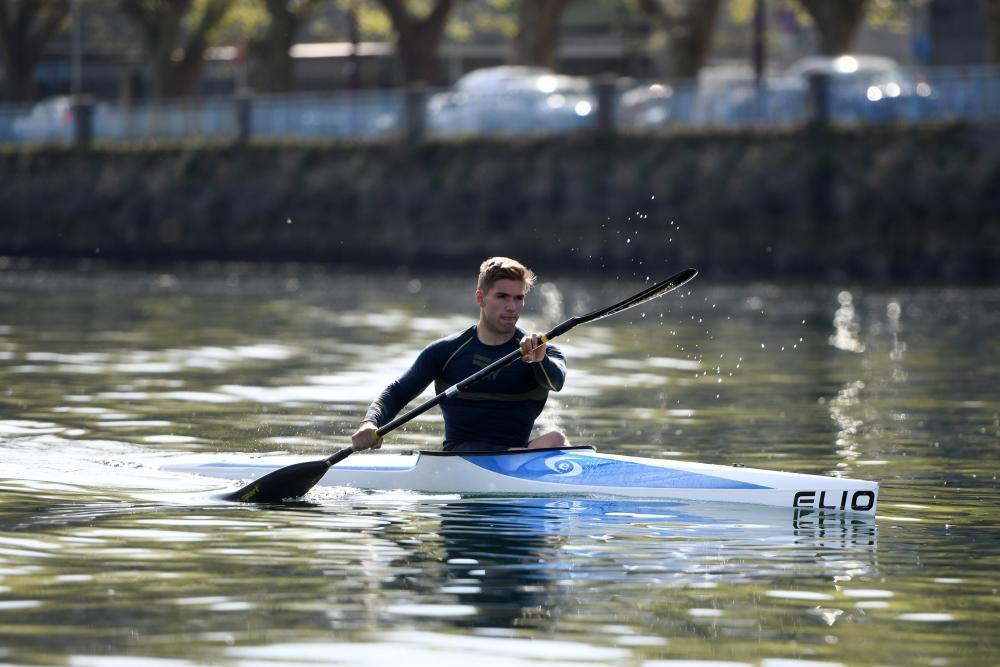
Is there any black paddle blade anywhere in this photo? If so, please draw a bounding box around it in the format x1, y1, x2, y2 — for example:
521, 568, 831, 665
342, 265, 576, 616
221, 458, 330, 503
596, 267, 698, 321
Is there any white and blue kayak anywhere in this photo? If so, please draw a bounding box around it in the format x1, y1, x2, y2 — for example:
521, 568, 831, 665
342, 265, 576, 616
163, 446, 879, 514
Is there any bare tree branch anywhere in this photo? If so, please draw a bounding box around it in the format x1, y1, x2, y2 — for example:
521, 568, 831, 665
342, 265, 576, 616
796, 0, 869, 55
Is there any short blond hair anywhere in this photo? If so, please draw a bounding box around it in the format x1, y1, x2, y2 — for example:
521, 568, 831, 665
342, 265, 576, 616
477, 256, 536, 293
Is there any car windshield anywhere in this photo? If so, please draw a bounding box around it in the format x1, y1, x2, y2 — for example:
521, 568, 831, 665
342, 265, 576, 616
784, 55, 899, 79
455, 68, 590, 95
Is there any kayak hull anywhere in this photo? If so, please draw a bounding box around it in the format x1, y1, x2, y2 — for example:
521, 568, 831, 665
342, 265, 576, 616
163, 446, 879, 514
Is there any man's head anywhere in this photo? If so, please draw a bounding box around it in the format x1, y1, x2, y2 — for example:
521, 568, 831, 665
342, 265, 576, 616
477, 257, 536, 294
475, 257, 536, 340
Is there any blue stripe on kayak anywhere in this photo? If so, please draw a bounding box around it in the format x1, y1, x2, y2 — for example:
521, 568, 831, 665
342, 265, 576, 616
464, 451, 770, 490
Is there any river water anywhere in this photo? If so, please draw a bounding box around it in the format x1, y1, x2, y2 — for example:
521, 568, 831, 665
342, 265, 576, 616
0, 261, 997, 666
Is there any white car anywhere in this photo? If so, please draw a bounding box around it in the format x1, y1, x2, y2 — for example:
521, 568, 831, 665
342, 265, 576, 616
781, 54, 936, 121
12, 96, 79, 141
426, 66, 596, 136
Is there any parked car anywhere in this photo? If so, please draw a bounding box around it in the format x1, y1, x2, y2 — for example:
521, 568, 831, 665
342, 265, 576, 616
620, 54, 938, 130
618, 82, 700, 128
426, 66, 596, 136
780, 54, 936, 122
619, 64, 803, 129
12, 96, 79, 141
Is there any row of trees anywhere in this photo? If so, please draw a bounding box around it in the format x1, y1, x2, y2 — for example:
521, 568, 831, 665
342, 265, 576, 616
1, 0, 999, 101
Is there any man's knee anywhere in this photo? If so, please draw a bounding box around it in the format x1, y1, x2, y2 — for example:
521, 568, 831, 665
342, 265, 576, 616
528, 430, 569, 449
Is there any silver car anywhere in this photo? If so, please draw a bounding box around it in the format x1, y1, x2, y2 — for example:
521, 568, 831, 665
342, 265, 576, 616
426, 66, 597, 137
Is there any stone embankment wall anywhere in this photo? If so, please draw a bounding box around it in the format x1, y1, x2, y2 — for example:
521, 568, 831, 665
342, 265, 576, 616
1, 123, 997, 283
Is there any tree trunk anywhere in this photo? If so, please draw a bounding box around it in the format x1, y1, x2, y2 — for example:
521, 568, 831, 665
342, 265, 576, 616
668, 0, 721, 78
797, 0, 869, 55
0, 0, 70, 101
120, 0, 234, 99
170, 0, 234, 96
252, 0, 321, 93
642, 0, 723, 80
984, 0, 1000, 63
120, 0, 185, 99
378, 0, 453, 84
513, 0, 573, 69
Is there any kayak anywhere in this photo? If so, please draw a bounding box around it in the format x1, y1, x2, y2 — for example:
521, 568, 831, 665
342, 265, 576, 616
163, 445, 879, 514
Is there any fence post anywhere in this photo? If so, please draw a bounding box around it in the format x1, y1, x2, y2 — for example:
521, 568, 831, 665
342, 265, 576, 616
234, 94, 251, 145
806, 72, 830, 128
404, 84, 427, 143
806, 73, 833, 228
70, 97, 94, 148
593, 74, 618, 138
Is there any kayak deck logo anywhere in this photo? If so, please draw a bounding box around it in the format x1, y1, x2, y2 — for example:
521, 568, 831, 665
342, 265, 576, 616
794, 490, 877, 512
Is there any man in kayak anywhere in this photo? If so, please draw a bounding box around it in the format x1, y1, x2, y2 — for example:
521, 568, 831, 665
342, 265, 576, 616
351, 256, 568, 453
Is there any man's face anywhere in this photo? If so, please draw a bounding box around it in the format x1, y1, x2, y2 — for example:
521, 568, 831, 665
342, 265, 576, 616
477, 278, 526, 337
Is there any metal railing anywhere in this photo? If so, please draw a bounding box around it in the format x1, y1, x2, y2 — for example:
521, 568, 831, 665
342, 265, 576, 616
1, 65, 997, 148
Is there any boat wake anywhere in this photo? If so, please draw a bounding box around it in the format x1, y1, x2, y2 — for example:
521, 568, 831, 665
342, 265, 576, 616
0, 435, 227, 501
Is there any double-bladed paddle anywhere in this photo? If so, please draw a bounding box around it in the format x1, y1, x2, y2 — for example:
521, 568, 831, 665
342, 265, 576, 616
223, 267, 698, 502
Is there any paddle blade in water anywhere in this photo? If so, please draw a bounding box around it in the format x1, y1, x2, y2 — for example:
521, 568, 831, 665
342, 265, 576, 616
221, 458, 331, 503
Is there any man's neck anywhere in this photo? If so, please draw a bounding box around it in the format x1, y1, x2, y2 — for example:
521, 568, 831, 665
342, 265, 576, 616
476, 320, 515, 346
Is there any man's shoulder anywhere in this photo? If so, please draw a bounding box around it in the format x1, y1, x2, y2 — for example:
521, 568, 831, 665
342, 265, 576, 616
423, 325, 478, 355
434, 324, 477, 346
418, 325, 478, 373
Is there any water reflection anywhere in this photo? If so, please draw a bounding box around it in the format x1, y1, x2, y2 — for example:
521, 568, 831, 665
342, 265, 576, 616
371, 497, 880, 634
436, 500, 564, 629
829, 379, 867, 464
1, 265, 999, 665
830, 290, 865, 353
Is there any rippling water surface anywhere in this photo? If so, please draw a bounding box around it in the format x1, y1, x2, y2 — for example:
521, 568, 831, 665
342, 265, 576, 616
1, 262, 997, 666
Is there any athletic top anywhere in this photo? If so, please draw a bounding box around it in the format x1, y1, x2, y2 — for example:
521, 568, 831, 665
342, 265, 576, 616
364, 325, 566, 451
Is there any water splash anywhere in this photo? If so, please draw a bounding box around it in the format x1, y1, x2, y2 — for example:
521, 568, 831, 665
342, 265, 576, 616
830, 291, 865, 353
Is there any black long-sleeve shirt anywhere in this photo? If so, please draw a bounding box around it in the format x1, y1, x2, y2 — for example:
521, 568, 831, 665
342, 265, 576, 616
365, 325, 566, 451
